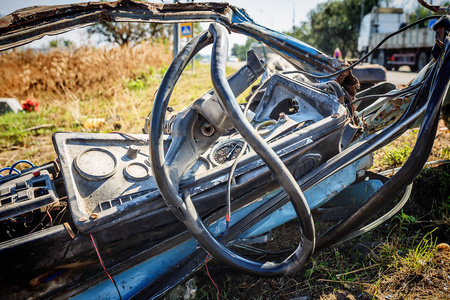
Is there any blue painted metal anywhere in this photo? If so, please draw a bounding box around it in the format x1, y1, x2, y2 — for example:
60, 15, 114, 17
73, 157, 374, 299
322, 179, 384, 208
229, 7, 344, 81
235, 157, 373, 239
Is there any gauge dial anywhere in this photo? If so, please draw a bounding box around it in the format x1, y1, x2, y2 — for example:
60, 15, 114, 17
209, 139, 248, 166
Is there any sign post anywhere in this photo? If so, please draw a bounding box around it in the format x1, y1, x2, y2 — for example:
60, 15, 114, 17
173, 23, 179, 59
179, 22, 194, 71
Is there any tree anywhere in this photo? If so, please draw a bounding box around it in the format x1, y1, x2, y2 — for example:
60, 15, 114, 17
49, 38, 73, 48
287, 0, 387, 58
88, 22, 170, 47
231, 38, 256, 61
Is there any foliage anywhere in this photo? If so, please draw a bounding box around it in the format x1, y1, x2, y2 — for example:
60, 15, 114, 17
440, 146, 450, 160
382, 143, 413, 167
392, 209, 417, 232
409, 1, 450, 28
88, 21, 170, 47
286, 0, 388, 58
49, 39, 73, 48
231, 38, 256, 61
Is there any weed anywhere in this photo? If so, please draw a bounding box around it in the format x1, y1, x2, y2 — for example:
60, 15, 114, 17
397, 230, 437, 275
392, 209, 417, 231
382, 143, 413, 167
440, 146, 450, 159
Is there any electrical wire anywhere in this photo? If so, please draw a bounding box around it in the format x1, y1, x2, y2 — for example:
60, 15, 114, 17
340, 183, 413, 243
204, 253, 219, 300
0, 167, 20, 177
54, 202, 68, 225
224, 80, 270, 234
46, 210, 53, 227
90, 234, 122, 300
28, 209, 49, 234
351, 80, 424, 105
9, 160, 35, 174
282, 15, 442, 80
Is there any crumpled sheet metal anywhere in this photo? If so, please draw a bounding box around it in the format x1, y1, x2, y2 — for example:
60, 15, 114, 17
363, 96, 413, 132
0, 1, 233, 50
0, 0, 344, 79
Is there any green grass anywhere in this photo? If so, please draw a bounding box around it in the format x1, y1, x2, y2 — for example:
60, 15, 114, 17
440, 146, 450, 160
399, 230, 437, 275
0, 62, 241, 168
0, 111, 59, 148
381, 143, 413, 167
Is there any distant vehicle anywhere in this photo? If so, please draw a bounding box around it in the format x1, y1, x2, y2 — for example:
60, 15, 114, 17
358, 7, 435, 71
228, 55, 239, 62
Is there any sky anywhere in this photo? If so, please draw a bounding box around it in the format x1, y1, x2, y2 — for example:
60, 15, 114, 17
0, 0, 326, 48
0, 0, 447, 49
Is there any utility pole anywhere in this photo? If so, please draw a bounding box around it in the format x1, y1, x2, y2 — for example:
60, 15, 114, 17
292, 1, 295, 30
173, 0, 180, 59
361, 0, 365, 24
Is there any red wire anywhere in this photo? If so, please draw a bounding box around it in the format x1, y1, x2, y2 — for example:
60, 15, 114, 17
46, 210, 53, 227
28, 213, 47, 234
90, 234, 122, 300
205, 253, 219, 300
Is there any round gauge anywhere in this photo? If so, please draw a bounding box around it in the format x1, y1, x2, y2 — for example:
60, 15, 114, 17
256, 120, 277, 137
181, 157, 211, 180
124, 162, 150, 181
209, 139, 248, 166
74, 148, 118, 180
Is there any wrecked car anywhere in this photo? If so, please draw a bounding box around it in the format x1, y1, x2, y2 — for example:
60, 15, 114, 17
0, 0, 449, 299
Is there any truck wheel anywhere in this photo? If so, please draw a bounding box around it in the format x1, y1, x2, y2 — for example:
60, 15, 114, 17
415, 51, 428, 72
371, 50, 386, 67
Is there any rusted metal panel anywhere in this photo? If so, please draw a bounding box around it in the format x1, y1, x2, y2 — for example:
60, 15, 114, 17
0, 1, 233, 51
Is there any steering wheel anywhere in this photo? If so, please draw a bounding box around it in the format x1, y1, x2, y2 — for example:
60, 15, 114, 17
149, 24, 315, 276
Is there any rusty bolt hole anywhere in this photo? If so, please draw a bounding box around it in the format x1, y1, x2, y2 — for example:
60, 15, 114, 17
201, 122, 215, 137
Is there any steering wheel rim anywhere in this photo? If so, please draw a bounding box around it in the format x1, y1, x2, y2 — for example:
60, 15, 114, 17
149, 24, 315, 276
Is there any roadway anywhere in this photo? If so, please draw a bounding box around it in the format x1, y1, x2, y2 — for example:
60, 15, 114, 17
385, 66, 418, 86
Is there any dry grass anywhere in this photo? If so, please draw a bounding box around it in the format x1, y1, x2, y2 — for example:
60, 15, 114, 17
0, 43, 171, 99
0, 43, 242, 169
0, 43, 173, 169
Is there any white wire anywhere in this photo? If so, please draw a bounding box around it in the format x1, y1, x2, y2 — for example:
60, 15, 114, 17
340, 182, 413, 243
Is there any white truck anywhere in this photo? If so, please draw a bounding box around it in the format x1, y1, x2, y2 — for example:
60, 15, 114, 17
358, 7, 435, 71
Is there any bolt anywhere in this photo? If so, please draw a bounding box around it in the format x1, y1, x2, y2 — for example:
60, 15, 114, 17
90, 213, 99, 220
201, 122, 215, 137
331, 113, 339, 118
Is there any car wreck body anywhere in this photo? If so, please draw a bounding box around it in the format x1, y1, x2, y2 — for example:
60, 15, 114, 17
0, 1, 449, 299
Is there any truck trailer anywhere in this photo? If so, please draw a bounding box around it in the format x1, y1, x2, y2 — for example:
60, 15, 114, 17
358, 7, 435, 71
